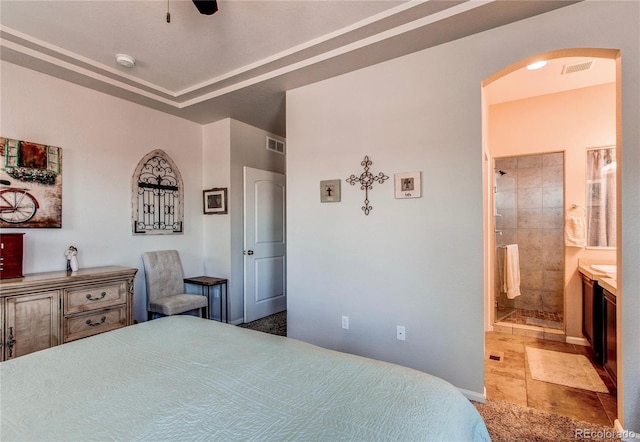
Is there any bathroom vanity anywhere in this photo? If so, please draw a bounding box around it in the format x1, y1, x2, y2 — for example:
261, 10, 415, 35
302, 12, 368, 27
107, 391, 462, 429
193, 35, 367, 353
580, 270, 604, 364
600, 277, 617, 386
578, 262, 617, 386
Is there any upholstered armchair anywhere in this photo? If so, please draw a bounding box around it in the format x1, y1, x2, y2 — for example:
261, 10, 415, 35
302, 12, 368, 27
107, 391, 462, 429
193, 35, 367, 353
142, 250, 208, 320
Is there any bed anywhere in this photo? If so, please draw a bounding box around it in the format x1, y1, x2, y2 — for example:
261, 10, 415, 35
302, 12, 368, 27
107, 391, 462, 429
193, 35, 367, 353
0, 315, 490, 441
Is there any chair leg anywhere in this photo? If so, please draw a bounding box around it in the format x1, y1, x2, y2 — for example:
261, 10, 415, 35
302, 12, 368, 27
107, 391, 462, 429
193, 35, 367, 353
202, 305, 209, 320
148, 311, 153, 321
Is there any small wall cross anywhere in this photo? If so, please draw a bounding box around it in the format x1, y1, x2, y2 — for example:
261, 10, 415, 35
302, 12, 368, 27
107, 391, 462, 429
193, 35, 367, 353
346, 155, 388, 215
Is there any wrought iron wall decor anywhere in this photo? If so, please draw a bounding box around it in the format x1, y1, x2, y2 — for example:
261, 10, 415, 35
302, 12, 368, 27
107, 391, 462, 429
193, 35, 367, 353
346, 155, 388, 215
131, 149, 184, 234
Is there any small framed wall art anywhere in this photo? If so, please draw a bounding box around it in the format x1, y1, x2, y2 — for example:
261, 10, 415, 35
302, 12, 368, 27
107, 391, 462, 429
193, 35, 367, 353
203, 188, 228, 214
394, 171, 421, 199
320, 179, 341, 202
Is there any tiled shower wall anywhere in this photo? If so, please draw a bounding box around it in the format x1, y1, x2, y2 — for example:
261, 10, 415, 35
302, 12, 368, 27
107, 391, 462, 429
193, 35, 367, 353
495, 153, 564, 314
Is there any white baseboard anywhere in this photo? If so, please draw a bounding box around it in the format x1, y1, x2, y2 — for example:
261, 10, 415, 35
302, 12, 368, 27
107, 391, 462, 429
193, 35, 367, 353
614, 419, 640, 441
566, 336, 588, 346
615, 419, 624, 433
460, 387, 486, 403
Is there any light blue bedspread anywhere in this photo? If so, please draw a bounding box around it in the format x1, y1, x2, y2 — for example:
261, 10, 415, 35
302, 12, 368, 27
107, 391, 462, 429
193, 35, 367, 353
1, 315, 490, 441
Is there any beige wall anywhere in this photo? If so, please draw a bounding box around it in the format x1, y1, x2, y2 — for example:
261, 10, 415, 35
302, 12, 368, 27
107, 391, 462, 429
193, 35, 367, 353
1, 62, 283, 326
488, 82, 617, 338
0, 60, 205, 321
202, 118, 286, 323
202, 119, 232, 321
229, 119, 285, 323
287, 1, 639, 430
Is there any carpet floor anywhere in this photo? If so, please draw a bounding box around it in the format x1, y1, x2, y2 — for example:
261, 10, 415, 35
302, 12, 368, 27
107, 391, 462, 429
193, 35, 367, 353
238, 310, 286, 336
474, 398, 621, 442
239, 312, 621, 441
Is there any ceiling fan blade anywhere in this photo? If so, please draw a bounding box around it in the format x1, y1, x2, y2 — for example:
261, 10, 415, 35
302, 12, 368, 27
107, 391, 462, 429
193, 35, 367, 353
192, 0, 218, 15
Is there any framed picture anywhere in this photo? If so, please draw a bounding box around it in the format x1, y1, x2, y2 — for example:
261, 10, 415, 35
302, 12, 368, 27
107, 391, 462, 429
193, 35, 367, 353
0, 137, 63, 228
320, 179, 341, 202
394, 171, 421, 199
203, 188, 228, 214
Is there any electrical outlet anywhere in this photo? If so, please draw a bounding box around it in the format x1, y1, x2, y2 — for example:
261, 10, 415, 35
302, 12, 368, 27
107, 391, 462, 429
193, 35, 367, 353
342, 316, 349, 330
396, 326, 406, 341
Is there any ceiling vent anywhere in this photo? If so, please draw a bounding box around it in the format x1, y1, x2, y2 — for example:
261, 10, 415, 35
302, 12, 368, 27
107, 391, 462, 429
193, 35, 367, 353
266, 136, 285, 155
562, 60, 594, 75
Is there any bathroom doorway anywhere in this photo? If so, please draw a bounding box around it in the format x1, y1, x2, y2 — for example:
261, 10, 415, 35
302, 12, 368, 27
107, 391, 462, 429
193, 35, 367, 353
483, 49, 618, 338
482, 46, 622, 430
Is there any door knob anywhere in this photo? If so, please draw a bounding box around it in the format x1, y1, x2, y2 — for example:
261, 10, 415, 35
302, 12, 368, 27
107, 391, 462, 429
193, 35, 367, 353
244, 250, 254, 255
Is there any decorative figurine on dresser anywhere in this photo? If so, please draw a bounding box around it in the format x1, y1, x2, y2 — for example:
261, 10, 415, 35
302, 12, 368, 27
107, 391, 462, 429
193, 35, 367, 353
64, 245, 79, 272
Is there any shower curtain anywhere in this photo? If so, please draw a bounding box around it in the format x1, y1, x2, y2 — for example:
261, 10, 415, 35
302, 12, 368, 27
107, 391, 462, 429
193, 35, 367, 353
587, 148, 616, 247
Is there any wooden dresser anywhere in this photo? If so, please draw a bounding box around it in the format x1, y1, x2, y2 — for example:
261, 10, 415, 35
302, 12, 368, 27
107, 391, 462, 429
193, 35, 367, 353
0, 266, 137, 361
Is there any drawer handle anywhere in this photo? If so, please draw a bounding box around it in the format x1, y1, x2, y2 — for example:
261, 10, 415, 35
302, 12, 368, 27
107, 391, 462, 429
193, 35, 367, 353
86, 316, 106, 327
86, 292, 107, 301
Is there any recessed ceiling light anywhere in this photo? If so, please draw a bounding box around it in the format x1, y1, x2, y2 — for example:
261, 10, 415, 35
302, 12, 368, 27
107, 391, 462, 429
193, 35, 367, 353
526, 60, 547, 70
116, 54, 135, 68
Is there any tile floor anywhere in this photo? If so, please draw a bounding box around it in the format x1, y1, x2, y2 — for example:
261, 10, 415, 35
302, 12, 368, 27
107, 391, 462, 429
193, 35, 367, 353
485, 330, 617, 427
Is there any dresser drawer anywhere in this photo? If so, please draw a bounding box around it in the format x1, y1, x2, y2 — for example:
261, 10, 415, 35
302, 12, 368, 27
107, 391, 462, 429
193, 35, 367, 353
63, 306, 127, 342
64, 282, 127, 314
0, 261, 24, 279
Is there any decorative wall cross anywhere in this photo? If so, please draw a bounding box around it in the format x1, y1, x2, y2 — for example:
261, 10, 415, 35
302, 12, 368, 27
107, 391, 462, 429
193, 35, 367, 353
346, 155, 388, 215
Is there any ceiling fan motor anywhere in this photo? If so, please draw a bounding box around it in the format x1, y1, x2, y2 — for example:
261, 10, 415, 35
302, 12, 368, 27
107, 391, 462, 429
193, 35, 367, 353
192, 0, 218, 15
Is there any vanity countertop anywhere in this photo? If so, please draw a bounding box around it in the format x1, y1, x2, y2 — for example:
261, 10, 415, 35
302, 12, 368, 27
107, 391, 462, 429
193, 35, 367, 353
578, 259, 616, 282
599, 277, 617, 296
578, 264, 611, 281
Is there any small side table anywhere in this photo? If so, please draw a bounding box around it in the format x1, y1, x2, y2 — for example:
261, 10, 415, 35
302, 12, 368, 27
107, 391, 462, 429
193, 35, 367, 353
184, 276, 229, 323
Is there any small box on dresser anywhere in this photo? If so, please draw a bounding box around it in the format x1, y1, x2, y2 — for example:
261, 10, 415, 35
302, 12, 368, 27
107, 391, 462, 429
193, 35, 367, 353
0, 233, 25, 279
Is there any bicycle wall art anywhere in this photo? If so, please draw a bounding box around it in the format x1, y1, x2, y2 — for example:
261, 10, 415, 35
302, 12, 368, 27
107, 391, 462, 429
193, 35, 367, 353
1, 137, 62, 228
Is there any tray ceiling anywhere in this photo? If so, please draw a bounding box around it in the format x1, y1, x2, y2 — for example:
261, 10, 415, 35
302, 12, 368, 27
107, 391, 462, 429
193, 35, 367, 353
1, 0, 585, 136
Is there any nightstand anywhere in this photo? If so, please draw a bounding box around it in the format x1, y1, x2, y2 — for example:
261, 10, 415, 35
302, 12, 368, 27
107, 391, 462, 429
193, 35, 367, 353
184, 276, 229, 323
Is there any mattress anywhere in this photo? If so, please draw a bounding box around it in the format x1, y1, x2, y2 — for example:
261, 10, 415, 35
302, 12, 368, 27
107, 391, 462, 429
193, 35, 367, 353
0, 315, 490, 441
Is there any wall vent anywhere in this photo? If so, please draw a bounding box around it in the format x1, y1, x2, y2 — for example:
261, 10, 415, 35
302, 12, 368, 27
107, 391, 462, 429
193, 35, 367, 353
266, 136, 285, 155
562, 60, 594, 75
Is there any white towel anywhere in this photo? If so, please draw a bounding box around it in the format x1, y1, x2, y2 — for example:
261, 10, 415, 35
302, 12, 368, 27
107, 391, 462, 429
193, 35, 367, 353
565, 214, 586, 247
502, 244, 521, 299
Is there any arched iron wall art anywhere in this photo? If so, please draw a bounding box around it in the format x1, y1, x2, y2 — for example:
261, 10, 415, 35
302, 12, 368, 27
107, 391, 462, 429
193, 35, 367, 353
131, 149, 184, 234
346, 155, 388, 215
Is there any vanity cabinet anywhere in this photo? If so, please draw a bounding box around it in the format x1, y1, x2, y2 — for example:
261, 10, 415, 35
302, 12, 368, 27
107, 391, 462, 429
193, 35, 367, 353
603, 288, 617, 386
0, 266, 137, 361
581, 274, 604, 364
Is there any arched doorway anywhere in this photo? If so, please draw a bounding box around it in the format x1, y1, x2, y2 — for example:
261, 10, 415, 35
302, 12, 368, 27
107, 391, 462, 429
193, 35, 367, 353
481, 48, 621, 424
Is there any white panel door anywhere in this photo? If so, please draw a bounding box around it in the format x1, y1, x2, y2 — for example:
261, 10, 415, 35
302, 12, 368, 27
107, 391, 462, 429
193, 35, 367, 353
243, 167, 286, 323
